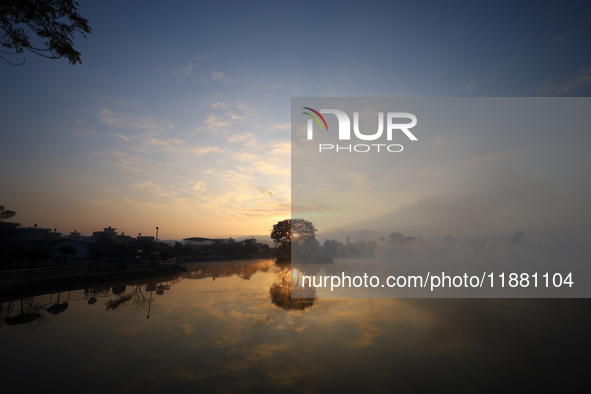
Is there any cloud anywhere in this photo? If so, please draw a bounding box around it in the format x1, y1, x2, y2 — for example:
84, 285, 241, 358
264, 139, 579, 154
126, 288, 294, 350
272, 123, 291, 131
267, 141, 290, 157
173, 198, 190, 208
98, 109, 173, 133
189, 169, 290, 219
234, 157, 289, 176
195, 114, 230, 133
210, 198, 291, 221
98, 109, 127, 126
103, 151, 142, 171
292, 197, 336, 215
172, 63, 194, 78
226, 113, 243, 120
256, 187, 277, 199
545, 68, 591, 95
191, 181, 206, 191
346, 173, 373, 190
192, 146, 220, 156
111, 134, 130, 142
227, 132, 255, 143
464, 80, 476, 90
211, 71, 228, 81
227, 133, 258, 147
72, 129, 97, 138
212, 102, 229, 109
133, 180, 172, 197
236, 102, 254, 116
135, 138, 185, 152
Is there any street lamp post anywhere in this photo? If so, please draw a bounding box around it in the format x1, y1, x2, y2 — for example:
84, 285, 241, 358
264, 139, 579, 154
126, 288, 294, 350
155, 227, 159, 244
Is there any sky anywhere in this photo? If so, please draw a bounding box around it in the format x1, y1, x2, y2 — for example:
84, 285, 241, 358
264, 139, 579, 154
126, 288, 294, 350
1, 0, 591, 240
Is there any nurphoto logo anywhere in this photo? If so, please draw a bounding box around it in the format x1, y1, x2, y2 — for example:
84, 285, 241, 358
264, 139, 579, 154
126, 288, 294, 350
302, 107, 418, 153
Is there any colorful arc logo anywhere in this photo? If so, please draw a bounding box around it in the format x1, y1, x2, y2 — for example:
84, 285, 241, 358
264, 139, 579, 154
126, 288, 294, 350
302, 107, 329, 131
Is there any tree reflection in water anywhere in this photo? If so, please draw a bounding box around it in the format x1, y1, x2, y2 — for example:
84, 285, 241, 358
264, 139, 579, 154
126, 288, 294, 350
4, 297, 44, 326
269, 267, 316, 310
105, 279, 176, 313
46, 292, 68, 315
105, 284, 149, 311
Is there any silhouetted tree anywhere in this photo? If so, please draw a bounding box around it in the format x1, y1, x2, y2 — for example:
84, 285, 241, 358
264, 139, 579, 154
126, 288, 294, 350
388, 232, 415, 245
0, 0, 91, 65
271, 218, 317, 259
57, 244, 76, 264
292, 218, 317, 255
271, 219, 292, 258
0, 205, 16, 222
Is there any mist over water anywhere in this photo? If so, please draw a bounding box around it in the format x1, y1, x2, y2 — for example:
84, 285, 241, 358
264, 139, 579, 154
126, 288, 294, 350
292, 237, 591, 297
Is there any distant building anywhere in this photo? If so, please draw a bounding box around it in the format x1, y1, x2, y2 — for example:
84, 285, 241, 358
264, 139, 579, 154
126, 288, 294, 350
68, 230, 82, 240
183, 237, 235, 247
93, 226, 118, 240
137, 233, 155, 242
114, 232, 134, 244
16, 225, 61, 241
1, 224, 97, 261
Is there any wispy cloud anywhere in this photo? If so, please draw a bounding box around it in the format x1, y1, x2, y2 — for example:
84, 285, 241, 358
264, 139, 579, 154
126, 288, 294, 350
98, 109, 173, 133
103, 151, 142, 172
212, 102, 229, 109
272, 123, 290, 131
346, 173, 373, 190
172, 63, 194, 78
292, 197, 336, 214
131, 138, 185, 153
72, 129, 98, 138
227, 132, 257, 147
236, 102, 254, 116
111, 133, 130, 142
190, 181, 206, 191
464, 80, 476, 90
544, 68, 591, 95
134, 180, 173, 197
195, 114, 231, 133
226, 112, 243, 120
192, 146, 220, 156
211, 71, 228, 81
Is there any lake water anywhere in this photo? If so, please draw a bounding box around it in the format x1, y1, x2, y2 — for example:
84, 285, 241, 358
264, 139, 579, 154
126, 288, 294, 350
1, 259, 589, 393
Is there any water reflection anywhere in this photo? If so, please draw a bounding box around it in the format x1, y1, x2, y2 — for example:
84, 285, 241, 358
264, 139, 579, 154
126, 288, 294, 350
270, 267, 315, 310
3, 298, 43, 325
0, 259, 589, 393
